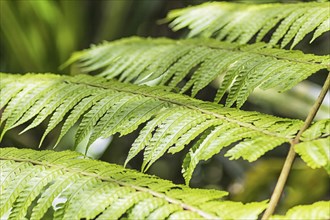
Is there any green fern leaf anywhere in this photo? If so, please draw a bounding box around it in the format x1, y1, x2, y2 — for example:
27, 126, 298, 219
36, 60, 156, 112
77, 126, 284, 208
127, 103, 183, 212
311, 18, 330, 43
0, 147, 268, 219
267, 8, 307, 46
74, 95, 118, 148
124, 107, 175, 167
146, 204, 182, 219
0, 74, 28, 110
0, 164, 42, 217
168, 118, 220, 154
128, 197, 166, 219
31, 173, 80, 220
39, 86, 96, 147
145, 110, 209, 170
295, 137, 330, 174
141, 108, 200, 172
289, 8, 328, 49
294, 119, 330, 173
55, 177, 99, 220
168, 210, 202, 219
21, 83, 84, 135
9, 168, 63, 219
300, 119, 330, 141
11, 83, 68, 134
0, 73, 308, 183
65, 37, 329, 107
75, 184, 131, 220
270, 201, 330, 220
201, 201, 269, 220
53, 92, 108, 147
98, 192, 152, 219
166, 2, 329, 48
0, 78, 56, 139
85, 95, 142, 147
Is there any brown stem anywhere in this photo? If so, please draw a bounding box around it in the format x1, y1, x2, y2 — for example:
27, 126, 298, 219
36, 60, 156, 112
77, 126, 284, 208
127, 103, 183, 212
262, 73, 330, 220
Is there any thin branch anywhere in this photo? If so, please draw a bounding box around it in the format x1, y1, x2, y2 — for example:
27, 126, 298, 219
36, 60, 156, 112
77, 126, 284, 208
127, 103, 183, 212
262, 73, 330, 220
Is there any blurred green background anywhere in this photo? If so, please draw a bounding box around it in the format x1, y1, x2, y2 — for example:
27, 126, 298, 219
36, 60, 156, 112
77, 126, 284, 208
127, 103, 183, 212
1, 0, 329, 214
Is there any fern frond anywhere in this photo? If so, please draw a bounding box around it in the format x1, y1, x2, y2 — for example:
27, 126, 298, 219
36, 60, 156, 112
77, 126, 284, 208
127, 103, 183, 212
300, 119, 330, 141
270, 201, 330, 220
166, 2, 330, 49
295, 137, 330, 174
294, 119, 330, 173
0, 73, 306, 183
65, 37, 329, 107
0, 147, 268, 219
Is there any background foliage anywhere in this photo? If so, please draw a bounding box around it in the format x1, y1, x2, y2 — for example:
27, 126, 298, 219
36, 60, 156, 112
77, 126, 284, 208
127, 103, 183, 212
0, 0, 329, 215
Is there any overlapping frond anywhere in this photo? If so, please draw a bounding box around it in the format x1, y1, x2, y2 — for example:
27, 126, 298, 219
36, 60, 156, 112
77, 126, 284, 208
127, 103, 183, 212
295, 137, 330, 174
270, 201, 330, 220
300, 119, 330, 141
166, 2, 330, 49
0, 73, 306, 183
294, 119, 330, 174
65, 37, 329, 107
0, 147, 268, 220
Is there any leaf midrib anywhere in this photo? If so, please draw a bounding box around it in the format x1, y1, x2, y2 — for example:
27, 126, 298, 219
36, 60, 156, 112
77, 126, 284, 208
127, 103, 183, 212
182, 40, 329, 67
94, 38, 329, 67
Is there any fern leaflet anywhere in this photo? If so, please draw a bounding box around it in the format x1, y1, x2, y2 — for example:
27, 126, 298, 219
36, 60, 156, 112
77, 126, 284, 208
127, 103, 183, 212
166, 2, 330, 49
295, 137, 330, 174
270, 201, 330, 220
294, 119, 330, 174
300, 119, 330, 141
0, 147, 268, 220
64, 37, 329, 107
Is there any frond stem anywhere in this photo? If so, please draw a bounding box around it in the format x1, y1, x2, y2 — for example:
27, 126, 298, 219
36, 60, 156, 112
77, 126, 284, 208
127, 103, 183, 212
262, 72, 330, 220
